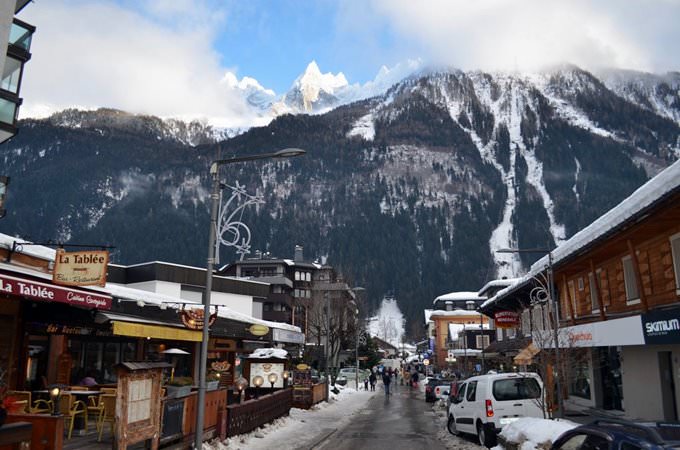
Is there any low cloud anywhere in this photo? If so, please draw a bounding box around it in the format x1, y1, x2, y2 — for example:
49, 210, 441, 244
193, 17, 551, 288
353, 0, 680, 73
19, 1, 257, 127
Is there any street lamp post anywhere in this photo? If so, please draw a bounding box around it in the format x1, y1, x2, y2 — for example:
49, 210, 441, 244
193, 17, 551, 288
195, 148, 305, 449
352, 287, 365, 391
496, 247, 564, 419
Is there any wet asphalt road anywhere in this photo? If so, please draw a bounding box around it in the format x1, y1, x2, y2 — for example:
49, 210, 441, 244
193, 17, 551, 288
315, 383, 483, 450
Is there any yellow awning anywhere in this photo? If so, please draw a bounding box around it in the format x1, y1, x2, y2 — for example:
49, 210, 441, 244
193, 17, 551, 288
513, 343, 540, 365
112, 320, 202, 342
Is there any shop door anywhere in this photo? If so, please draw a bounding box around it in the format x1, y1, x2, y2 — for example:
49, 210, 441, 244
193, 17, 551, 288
659, 351, 678, 421
599, 347, 624, 411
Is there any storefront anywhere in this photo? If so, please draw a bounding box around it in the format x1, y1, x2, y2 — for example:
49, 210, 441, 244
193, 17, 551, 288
535, 315, 641, 411
0, 269, 114, 390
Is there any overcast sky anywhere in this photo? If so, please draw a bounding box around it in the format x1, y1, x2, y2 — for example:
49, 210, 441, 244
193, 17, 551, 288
18, 0, 680, 126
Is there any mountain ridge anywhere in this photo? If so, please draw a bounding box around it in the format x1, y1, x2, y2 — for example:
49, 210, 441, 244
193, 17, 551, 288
3, 64, 678, 333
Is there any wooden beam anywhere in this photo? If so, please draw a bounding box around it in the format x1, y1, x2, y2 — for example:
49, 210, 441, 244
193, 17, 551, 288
590, 259, 607, 321
627, 239, 649, 313
561, 275, 576, 326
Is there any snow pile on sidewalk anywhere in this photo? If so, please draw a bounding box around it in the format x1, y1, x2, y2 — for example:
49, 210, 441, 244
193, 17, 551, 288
494, 417, 579, 450
204, 385, 374, 450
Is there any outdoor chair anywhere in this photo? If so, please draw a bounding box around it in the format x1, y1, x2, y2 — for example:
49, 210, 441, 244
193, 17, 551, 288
59, 393, 87, 439
97, 394, 116, 442
87, 395, 105, 432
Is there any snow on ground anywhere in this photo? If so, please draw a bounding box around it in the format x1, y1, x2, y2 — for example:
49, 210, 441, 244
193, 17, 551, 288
493, 417, 579, 450
368, 297, 405, 348
204, 385, 375, 450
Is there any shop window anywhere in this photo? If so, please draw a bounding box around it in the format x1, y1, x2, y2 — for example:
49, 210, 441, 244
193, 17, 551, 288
671, 233, 680, 292
622, 256, 640, 304
521, 309, 531, 336
568, 280, 577, 318
589, 272, 600, 313
569, 359, 591, 399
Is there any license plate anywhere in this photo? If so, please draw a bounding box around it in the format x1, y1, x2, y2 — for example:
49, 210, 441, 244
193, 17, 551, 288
500, 417, 520, 426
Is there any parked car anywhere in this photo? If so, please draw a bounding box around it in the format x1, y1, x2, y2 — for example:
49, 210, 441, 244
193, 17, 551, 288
552, 419, 680, 450
447, 372, 544, 448
335, 368, 370, 386
426, 377, 456, 403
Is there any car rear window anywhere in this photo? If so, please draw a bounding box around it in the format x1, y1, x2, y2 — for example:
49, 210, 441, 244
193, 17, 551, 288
492, 377, 541, 401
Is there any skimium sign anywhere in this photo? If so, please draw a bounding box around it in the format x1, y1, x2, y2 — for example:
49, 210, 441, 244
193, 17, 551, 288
642, 307, 680, 345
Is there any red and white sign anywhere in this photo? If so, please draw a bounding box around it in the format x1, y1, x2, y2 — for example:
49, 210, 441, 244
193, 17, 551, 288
0, 273, 112, 310
494, 310, 520, 329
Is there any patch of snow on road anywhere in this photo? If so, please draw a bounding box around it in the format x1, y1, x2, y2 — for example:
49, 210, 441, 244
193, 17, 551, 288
347, 113, 375, 141
206, 386, 375, 450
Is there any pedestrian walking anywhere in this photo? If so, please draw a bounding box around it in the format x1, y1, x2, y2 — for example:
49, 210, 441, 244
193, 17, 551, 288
382, 369, 392, 396
369, 371, 377, 391
364, 377, 369, 391
411, 370, 419, 388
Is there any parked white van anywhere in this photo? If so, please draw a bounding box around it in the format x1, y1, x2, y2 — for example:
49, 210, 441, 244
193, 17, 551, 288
447, 372, 544, 447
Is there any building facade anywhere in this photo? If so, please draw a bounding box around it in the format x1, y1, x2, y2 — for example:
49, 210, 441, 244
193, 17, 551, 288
481, 159, 680, 420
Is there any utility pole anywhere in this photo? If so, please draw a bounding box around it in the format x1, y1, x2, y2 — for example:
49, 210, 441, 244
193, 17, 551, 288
324, 291, 330, 400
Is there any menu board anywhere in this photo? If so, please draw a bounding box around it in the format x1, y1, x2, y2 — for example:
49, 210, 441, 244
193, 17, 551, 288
127, 378, 152, 423
249, 362, 284, 388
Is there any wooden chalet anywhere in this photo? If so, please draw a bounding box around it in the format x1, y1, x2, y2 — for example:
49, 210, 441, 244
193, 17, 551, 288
481, 159, 680, 421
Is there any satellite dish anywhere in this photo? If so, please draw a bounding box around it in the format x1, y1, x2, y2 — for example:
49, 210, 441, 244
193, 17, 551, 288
162, 348, 190, 355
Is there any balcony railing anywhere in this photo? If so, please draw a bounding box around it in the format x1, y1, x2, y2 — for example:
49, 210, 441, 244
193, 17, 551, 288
9, 19, 34, 52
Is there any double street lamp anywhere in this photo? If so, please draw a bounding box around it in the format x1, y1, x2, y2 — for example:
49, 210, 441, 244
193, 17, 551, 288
195, 148, 306, 449
496, 247, 564, 419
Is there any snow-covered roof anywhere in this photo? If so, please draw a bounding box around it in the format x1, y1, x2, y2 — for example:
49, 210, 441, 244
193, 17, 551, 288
477, 278, 520, 296
0, 234, 56, 261
430, 309, 482, 318
480, 279, 524, 309
0, 244, 301, 333
448, 323, 466, 340
424, 309, 434, 323
247, 348, 288, 359
433, 291, 486, 304
448, 322, 489, 340
482, 158, 680, 311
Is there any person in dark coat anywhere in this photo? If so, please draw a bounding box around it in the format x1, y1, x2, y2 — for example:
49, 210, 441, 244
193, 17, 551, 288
382, 369, 392, 396
369, 371, 377, 391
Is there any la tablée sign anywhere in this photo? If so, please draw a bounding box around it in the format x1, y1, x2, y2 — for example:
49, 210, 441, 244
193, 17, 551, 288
53, 249, 109, 287
0, 273, 112, 309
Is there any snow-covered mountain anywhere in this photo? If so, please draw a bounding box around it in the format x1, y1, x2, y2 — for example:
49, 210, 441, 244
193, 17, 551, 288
3, 63, 679, 328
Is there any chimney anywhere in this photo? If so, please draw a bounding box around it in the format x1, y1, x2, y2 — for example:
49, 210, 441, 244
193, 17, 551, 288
294, 245, 304, 262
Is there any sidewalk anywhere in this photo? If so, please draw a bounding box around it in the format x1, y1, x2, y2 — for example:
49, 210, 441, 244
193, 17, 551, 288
205, 386, 375, 450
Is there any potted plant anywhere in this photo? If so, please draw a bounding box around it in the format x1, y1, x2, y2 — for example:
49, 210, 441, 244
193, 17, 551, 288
206, 372, 220, 391
165, 376, 193, 398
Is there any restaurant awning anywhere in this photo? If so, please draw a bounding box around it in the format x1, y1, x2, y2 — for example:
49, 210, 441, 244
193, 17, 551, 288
111, 320, 202, 342
513, 343, 540, 365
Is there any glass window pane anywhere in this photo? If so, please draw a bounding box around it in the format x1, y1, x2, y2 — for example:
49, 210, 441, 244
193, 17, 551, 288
9, 22, 32, 51
672, 236, 680, 289
622, 257, 639, 300
0, 98, 17, 125
1, 57, 22, 94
